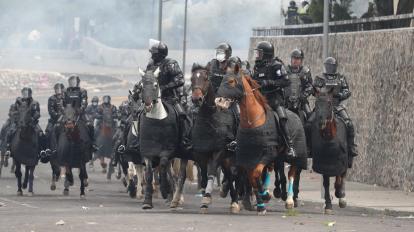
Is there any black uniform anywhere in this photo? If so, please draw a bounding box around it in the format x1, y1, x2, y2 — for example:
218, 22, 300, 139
145, 57, 192, 151
85, 104, 99, 124
285, 65, 313, 119
253, 58, 296, 155
207, 59, 228, 93
45, 94, 64, 151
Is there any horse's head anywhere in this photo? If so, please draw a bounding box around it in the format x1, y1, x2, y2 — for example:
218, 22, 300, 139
315, 94, 336, 140
214, 70, 244, 110
139, 68, 161, 113
17, 101, 32, 129
190, 63, 210, 107
61, 104, 80, 139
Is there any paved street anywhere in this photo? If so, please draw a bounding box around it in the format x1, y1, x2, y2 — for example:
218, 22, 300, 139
1, 162, 413, 232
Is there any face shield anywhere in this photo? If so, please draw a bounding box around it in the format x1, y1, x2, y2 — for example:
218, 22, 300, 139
103, 96, 111, 104
68, 76, 79, 88
324, 63, 337, 75
254, 49, 264, 61
21, 88, 32, 99
216, 49, 226, 62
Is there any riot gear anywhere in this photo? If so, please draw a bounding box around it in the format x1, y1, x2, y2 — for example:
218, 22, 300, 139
21, 87, 32, 100
215, 43, 232, 62
254, 41, 274, 62
54, 83, 65, 95
149, 39, 168, 63
92, 96, 99, 106
291, 49, 304, 59
323, 57, 338, 75
68, 75, 80, 88
103, 95, 111, 105
253, 57, 296, 158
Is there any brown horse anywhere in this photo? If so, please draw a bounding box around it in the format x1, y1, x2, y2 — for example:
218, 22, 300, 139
215, 70, 289, 214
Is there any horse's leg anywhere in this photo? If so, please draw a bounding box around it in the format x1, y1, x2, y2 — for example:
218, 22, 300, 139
293, 168, 302, 207
11, 159, 16, 173
200, 154, 217, 212
273, 158, 284, 199
100, 157, 107, 173
153, 167, 160, 198
199, 162, 207, 195
120, 160, 129, 188
135, 164, 144, 199
22, 165, 29, 189
28, 166, 35, 195
249, 163, 267, 215
14, 161, 22, 196
171, 159, 187, 208
335, 172, 347, 208
279, 162, 288, 201
226, 165, 240, 214
286, 166, 297, 209
159, 156, 171, 200
239, 169, 254, 211
79, 165, 86, 198
259, 168, 272, 203
63, 166, 70, 196
107, 158, 114, 180
142, 159, 154, 209
323, 175, 333, 214
127, 162, 137, 198
50, 160, 59, 191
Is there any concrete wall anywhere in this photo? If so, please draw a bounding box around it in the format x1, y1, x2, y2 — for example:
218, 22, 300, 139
250, 28, 414, 191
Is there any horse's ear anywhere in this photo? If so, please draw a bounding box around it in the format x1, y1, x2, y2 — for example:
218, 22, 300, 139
138, 68, 145, 77
154, 67, 161, 78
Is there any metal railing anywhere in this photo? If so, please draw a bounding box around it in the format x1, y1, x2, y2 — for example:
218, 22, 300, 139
252, 13, 414, 36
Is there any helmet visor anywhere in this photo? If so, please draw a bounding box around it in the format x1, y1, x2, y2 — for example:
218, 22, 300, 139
254, 49, 263, 61
324, 63, 337, 74
216, 49, 226, 62
103, 96, 111, 104
68, 78, 78, 88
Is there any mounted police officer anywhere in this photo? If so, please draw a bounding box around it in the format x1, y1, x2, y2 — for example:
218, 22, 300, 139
95, 95, 118, 173
1, 98, 22, 159
45, 83, 65, 155
313, 57, 359, 158
6, 88, 43, 153
145, 39, 192, 153
285, 49, 313, 120
207, 42, 232, 93
63, 75, 97, 152
85, 96, 100, 124
252, 41, 296, 157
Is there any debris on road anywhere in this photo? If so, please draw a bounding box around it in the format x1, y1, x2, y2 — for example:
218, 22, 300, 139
56, 220, 65, 226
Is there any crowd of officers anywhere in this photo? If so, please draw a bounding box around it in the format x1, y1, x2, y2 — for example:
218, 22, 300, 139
0, 39, 358, 174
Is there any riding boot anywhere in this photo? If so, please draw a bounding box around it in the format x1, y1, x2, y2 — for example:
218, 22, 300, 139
280, 119, 296, 158
346, 122, 359, 157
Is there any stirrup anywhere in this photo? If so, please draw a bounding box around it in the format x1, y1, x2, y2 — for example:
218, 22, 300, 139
226, 141, 237, 152
287, 147, 296, 158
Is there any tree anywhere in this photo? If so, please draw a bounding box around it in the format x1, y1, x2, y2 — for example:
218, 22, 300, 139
308, 0, 354, 22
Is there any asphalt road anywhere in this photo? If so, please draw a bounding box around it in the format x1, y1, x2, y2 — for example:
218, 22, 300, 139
0, 161, 413, 232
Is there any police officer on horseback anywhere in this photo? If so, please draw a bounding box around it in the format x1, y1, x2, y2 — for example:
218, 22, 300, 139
252, 41, 296, 158
285, 49, 313, 120
6, 88, 43, 152
45, 83, 65, 155
145, 39, 192, 153
313, 57, 359, 158
207, 42, 232, 93
85, 96, 100, 124
63, 75, 97, 151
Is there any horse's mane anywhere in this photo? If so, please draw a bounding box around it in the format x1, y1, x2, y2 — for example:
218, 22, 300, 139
243, 74, 270, 110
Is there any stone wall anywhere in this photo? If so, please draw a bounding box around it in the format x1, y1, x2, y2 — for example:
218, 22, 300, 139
250, 28, 414, 191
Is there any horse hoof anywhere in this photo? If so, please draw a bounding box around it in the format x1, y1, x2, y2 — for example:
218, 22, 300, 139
142, 203, 153, 210
80, 194, 86, 199
17, 190, 23, 196
257, 208, 267, 216
230, 202, 240, 214
324, 208, 334, 215
285, 197, 294, 209
262, 191, 271, 203
201, 196, 212, 205
63, 189, 69, 196
122, 178, 128, 188
294, 199, 299, 208
170, 201, 179, 209
200, 206, 208, 214
339, 198, 347, 208
50, 184, 56, 191
273, 188, 282, 199
28, 192, 34, 197
22, 182, 28, 190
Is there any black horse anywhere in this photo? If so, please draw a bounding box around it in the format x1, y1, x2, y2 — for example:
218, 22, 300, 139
308, 92, 349, 214
10, 101, 39, 196
191, 64, 244, 213
56, 103, 91, 198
